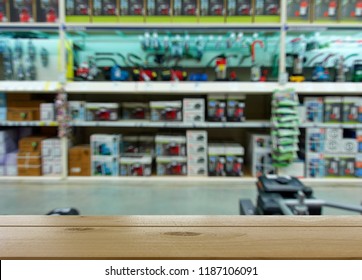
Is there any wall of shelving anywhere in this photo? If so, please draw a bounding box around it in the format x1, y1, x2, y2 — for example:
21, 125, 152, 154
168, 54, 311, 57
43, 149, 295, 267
0, 1, 361, 181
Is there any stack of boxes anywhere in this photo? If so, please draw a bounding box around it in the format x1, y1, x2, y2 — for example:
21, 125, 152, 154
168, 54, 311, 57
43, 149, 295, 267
91, 134, 121, 176
248, 134, 275, 177
305, 128, 360, 178
187, 130, 208, 176
183, 99, 205, 123
156, 135, 187, 175
208, 95, 246, 122
40, 103, 55, 121
150, 101, 182, 122
208, 143, 244, 176
68, 145, 91, 176
41, 138, 62, 176
17, 137, 45, 176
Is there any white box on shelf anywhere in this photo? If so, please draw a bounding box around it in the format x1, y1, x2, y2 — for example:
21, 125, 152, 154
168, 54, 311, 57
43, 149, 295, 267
91, 155, 119, 176
183, 111, 205, 122
41, 138, 62, 157
325, 128, 343, 141
325, 139, 342, 154
91, 134, 121, 157
187, 164, 208, 176
183, 98, 205, 112
186, 130, 207, 144
155, 135, 187, 156
187, 142, 207, 155
341, 139, 358, 154
187, 153, 207, 165
40, 103, 55, 121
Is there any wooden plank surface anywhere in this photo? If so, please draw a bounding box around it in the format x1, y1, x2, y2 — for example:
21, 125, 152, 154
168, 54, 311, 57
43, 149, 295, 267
1, 216, 362, 259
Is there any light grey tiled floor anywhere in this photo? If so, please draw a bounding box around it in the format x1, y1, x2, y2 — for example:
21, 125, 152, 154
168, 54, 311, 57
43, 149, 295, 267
0, 180, 361, 215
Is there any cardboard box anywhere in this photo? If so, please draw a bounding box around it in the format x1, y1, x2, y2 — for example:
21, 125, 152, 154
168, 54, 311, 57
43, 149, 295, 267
226, 95, 246, 122
339, 155, 355, 177
121, 102, 150, 120
150, 101, 182, 122
314, 0, 338, 21
40, 103, 55, 121
341, 139, 358, 154
42, 157, 62, 176
343, 97, 360, 123
341, 0, 362, 22
183, 98, 205, 111
207, 95, 226, 122
17, 152, 42, 166
69, 101, 86, 121
68, 145, 90, 177
122, 136, 154, 155
225, 144, 244, 176
119, 155, 152, 176
304, 97, 324, 123
324, 97, 342, 123
325, 155, 340, 177
7, 108, 39, 121
19, 137, 46, 153
247, 134, 275, 177
156, 156, 187, 176
91, 134, 121, 156
183, 111, 204, 122
325, 128, 342, 140
187, 153, 207, 165
18, 166, 42, 176
287, 0, 311, 21
325, 139, 341, 154
86, 103, 119, 121
208, 143, 226, 176
155, 135, 186, 156
91, 156, 119, 176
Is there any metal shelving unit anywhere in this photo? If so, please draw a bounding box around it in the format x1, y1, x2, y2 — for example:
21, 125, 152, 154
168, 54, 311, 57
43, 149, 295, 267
0, 0, 361, 182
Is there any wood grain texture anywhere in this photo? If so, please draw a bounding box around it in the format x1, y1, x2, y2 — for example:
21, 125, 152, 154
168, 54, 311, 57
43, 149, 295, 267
1, 216, 362, 260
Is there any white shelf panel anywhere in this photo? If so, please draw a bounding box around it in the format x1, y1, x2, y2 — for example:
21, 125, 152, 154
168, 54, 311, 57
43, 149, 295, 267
287, 23, 362, 30
0, 23, 60, 30
0, 81, 60, 92
285, 83, 362, 94
300, 123, 362, 129
0, 176, 62, 181
70, 121, 271, 128
67, 176, 256, 182
0, 121, 58, 127
65, 82, 278, 94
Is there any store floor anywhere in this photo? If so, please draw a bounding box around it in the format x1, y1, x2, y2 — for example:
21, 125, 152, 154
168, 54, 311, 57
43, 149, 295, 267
0, 180, 361, 215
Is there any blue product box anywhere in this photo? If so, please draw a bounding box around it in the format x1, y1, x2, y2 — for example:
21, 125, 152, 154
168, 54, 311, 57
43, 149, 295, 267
0, 108, 6, 121
0, 93, 6, 108
91, 156, 119, 176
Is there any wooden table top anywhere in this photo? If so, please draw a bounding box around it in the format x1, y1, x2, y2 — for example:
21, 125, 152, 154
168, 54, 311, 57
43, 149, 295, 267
1, 216, 362, 260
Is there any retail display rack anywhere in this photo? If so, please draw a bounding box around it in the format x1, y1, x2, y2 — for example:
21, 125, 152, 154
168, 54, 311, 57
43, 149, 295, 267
0, 1, 361, 182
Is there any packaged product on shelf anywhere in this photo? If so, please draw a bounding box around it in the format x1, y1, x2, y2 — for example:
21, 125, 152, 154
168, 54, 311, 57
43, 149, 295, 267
314, 0, 338, 21
306, 128, 325, 153
69, 101, 86, 121
17, 151, 41, 166
339, 155, 356, 177
40, 103, 55, 121
36, 0, 58, 22
342, 97, 360, 123
225, 144, 244, 176
247, 133, 275, 177
93, 0, 117, 16
86, 103, 119, 121
41, 138, 61, 157
120, 155, 152, 176
306, 153, 325, 178
7, 100, 43, 121
187, 153, 207, 165
18, 165, 42, 176
122, 136, 139, 154
91, 156, 119, 176
208, 143, 226, 176
325, 128, 343, 141
120, 0, 145, 16
146, 0, 171, 16
121, 102, 150, 120
156, 156, 187, 176
226, 95, 245, 122
324, 155, 340, 177
66, 0, 90, 16
139, 136, 155, 155
227, 0, 252, 16
255, 0, 280, 16
68, 145, 91, 176
359, 99, 362, 122
0, 1, 9, 22
304, 97, 324, 123
173, 0, 198, 16
207, 95, 226, 122
42, 156, 62, 176
150, 101, 182, 122
187, 164, 208, 176
287, 0, 310, 21
341, 138, 358, 153
357, 130, 362, 152
17, 149, 42, 176
324, 97, 342, 123
183, 98, 205, 123
0, 93, 6, 121
356, 154, 362, 177
0, 130, 18, 154
187, 130, 207, 176
155, 135, 186, 156
341, 0, 362, 22
200, 0, 225, 16
9, 0, 35, 22
186, 130, 207, 144
91, 134, 121, 156
18, 136, 46, 153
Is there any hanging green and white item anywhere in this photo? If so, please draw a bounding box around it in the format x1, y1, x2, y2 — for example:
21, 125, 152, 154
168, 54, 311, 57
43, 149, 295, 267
271, 89, 300, 168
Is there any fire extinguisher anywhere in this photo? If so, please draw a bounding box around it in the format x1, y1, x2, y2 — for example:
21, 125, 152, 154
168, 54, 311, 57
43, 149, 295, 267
250, 40, 264, 82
